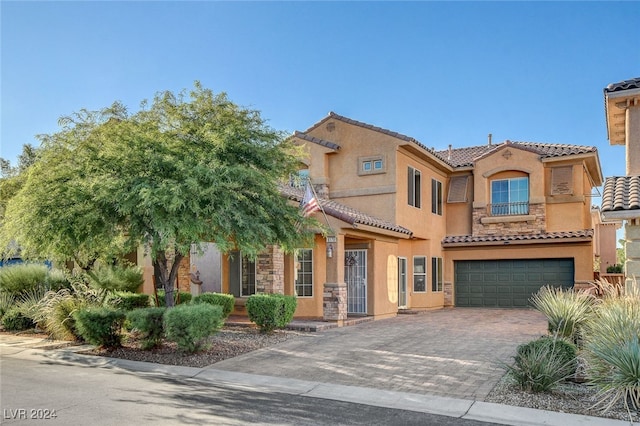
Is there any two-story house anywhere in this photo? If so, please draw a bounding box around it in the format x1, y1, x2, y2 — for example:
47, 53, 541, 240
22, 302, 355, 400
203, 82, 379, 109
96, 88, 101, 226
208, 112, 603, 320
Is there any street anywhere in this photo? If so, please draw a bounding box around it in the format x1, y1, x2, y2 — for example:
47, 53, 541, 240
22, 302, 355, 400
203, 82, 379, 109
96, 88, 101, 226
0, 355, 500, 425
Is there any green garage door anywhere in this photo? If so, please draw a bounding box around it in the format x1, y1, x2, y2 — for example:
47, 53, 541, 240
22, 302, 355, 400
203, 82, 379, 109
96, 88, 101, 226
455, 259, 574, 307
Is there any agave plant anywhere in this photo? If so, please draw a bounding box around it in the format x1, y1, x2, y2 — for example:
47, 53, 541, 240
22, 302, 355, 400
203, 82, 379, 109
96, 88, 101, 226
530, 285, 595, 341
582, 295, 640, 414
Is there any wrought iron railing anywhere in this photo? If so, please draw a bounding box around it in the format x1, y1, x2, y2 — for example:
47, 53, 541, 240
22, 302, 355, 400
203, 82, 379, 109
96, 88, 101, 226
489, 201, 529, 216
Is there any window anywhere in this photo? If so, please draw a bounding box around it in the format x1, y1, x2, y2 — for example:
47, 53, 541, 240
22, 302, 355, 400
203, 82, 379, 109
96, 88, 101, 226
413, 256, 426, 292
431, 179, 443, 215
408, 167, 421, 208
431, 257, 443, 292
359, 155, 385, 175
491, 176, 529, 216
295, 249, 313, 297
241, 256, 256, 296
290, 169, 309, 188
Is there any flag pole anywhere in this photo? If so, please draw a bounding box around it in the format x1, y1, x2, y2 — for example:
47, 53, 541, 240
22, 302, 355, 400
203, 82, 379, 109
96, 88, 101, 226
308, 179, 334, 236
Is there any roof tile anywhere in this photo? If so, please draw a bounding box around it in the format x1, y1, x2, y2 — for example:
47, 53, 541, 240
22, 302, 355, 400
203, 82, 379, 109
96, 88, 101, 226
604, 78, 640, 93
442, 230, 593, 245
602, 176, 640, 211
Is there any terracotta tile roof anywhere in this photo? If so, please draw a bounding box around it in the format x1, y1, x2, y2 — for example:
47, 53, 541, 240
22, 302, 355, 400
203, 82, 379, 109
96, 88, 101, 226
303, 111, 445, 162
293, 131, 341, 151
280, 184, 413, 237
434, 141, 598, 168
442, 229, 593, 246
604, 77, 640, 93
601, 176, 640, 211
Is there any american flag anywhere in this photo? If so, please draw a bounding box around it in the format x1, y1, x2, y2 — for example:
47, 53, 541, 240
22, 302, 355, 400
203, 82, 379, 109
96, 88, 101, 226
300, 182, 320, 217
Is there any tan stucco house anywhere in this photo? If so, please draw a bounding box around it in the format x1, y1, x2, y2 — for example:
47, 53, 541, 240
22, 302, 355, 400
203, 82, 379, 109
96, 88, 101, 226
188, 112, 603, 320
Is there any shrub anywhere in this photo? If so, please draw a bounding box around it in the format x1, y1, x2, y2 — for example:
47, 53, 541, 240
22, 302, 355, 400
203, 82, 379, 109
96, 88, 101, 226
0, 292, 16, 319
45, 268, 72, 292
126, 307, 166, 350
505, 336, 577, 393
88, 264, 144, 293
192, 293, 235, 318
583, 295, 640, 412
606, 264, 623, 274
246, 294, 297, 333
530, 285, 594, 341
107, 292, 150, 311
73, 307, 126, 348
2, 306, 36, 331
152, 290, 192, 307
0, 264, 48, 296
163, 303, 223, 353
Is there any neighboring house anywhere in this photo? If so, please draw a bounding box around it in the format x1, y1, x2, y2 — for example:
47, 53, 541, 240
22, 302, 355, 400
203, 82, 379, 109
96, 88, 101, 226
591, 206, 621, 273
600, 77, 640, 289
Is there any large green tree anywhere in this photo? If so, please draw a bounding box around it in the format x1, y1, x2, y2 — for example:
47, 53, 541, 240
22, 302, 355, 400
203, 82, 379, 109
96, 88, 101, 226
1, 83, 314, 305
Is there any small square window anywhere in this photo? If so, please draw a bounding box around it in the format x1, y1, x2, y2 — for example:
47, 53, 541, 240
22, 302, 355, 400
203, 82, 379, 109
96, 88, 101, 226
373, 160, 383, 170
358, 156, 386, 176
362, 161, 372, 171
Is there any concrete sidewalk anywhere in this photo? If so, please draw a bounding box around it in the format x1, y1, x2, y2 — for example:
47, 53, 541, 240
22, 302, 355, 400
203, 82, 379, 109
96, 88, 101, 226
0, 333, 631, 426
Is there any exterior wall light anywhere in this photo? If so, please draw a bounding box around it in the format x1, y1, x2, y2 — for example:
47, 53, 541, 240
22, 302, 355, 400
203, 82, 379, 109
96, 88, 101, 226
326, 235, 337, 259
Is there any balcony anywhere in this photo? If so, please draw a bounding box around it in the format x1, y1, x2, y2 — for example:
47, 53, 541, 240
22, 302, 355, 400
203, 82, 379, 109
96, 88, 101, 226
489, 201, 529, 217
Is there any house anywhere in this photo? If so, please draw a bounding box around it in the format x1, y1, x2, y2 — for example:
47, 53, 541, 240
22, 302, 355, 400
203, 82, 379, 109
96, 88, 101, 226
600, 77, 640, 290
191, 112, 601, 320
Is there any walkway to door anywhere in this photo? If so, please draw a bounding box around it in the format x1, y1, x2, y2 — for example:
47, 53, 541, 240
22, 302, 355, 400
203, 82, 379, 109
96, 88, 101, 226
212, 308, 547, 401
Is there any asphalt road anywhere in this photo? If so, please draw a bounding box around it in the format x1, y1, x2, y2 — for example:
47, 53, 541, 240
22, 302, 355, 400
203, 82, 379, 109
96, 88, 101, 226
0, 356, 501, 425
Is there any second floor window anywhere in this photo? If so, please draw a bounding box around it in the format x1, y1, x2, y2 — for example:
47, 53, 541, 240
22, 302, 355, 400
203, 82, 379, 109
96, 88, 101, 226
431, 179, 443, 215
408, 167, 421, 208
491, 176, 529, 216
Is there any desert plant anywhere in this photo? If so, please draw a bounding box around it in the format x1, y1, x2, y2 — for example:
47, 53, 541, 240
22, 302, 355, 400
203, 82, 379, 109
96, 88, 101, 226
45, 268, 72, 292
192, 293, 235, 318
73, 307, 126, 348
107, 292, 150, 311
0, 291, 16, 319
0, 263, 48, 296
530, 285, 594, 341
87, 264, 144, 293
582, 295, 640, 413
152, 290, 192, 307
126, 307, 166, 349
1, 306, 36, 331
246, 294, 297, 333
504, 336, 578, 392
14, 287, 47, 326
163, 303, 224, 353
32, 280, 107, 341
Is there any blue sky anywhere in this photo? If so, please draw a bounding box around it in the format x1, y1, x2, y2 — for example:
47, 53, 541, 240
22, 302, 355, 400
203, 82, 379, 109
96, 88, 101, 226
1, 1, 639, 190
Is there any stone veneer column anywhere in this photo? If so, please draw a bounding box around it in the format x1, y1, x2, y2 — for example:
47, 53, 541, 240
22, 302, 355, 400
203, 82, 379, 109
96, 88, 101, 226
256, 245, 285, 294
324, 234, 347, 323
624, 219, 640, 292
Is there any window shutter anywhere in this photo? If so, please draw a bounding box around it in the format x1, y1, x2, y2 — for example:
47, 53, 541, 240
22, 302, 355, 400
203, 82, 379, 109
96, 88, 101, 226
551, 166, 573, 195
447, 176, 469, 203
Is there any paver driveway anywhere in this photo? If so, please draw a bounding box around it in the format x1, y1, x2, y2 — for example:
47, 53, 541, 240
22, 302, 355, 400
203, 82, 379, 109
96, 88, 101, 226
212, 308, 548, 401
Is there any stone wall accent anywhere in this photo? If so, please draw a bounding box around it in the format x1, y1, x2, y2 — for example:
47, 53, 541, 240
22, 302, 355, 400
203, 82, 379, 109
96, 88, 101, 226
443, 281, 453, 306
256, 245, 285, 294
176, 256, 191, 293
323, 283, 347, 321
472, 203, 546, 236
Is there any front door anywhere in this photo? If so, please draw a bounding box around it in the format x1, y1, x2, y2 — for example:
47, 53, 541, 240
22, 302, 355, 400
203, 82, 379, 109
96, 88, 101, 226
345, 249, 367, 314
398, 257, 407, 308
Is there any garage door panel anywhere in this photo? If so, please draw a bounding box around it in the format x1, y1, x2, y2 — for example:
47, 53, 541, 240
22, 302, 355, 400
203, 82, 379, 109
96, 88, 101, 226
455, 258, 574, 308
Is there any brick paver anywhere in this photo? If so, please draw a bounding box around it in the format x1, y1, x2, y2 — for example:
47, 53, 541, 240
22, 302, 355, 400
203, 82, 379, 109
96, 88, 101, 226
212, 308, 548, 401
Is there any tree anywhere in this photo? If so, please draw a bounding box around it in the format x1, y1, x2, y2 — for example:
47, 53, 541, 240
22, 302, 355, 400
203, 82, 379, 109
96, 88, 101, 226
1, 83, 314, 306
0, 144, 40, 223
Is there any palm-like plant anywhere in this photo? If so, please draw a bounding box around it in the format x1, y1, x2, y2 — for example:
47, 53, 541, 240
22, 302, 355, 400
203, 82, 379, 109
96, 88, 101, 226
582, 295, 640, 414
530, 285, 595, 341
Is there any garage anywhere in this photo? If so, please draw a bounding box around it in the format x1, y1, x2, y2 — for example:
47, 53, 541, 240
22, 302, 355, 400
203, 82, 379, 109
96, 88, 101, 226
454, 258, 575, 307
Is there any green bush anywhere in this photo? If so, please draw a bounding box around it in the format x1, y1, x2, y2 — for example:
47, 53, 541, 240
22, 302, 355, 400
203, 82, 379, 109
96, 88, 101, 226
88, 264, 144, 293
2, 306, 36, 331
192, 293, 235, 318
45, 268, 72, 292
107, 292, 150, 311
606, 264, 623, 274
530, 285, 594, 341
163, 303, 223, 353
246, 294, 297, 333
505, 336, 577, 392
73, 307, 126, 348
152, 290, 192, 307
0, 264, 48, 296
583, 296, 640, 411
126, 307, 166, 350
0, 292, 16, 319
